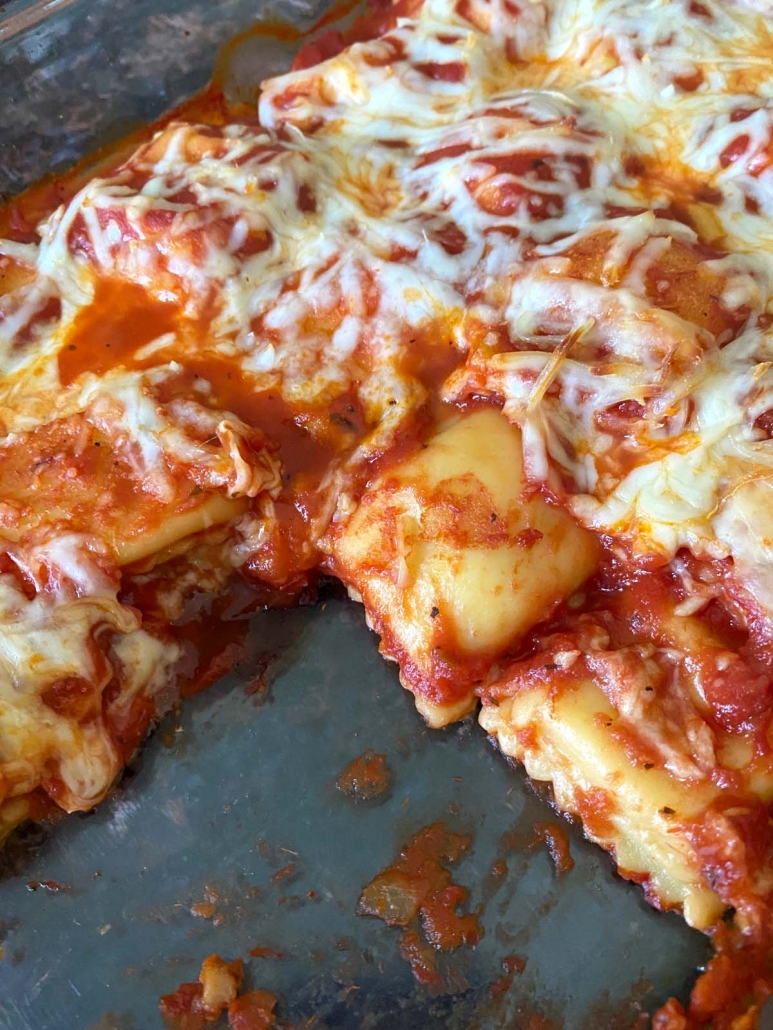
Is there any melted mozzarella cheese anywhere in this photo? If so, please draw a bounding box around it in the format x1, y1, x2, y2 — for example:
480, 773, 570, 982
254, 0, 773, 615
0, 0, 773, 839
0, 541, 179, 812
79, 367, 282, 504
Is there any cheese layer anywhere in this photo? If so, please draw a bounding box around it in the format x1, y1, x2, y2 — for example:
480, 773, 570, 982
1, 0, 773, 934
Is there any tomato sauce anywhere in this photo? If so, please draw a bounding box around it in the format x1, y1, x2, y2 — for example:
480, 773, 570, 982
490, 954, 526, 998
482, 545, 773, 1024
357, 821, 483, 986
58, 279, 183, 386
4, 2, 773, 1026
399, 929, 443, 989
399, 319, 467, 399
336, 749, 392, 800
533, 822, 574, 876
228, 991, 278, 1030
108, 566, 309, 764
159, 954, 271, 1030
653, 925, 773, 1030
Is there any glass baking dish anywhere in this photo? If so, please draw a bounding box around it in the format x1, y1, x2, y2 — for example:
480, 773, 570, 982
0, 2, 741, 1028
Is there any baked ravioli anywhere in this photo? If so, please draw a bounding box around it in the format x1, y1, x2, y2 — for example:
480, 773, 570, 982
3, 0, 773, 1023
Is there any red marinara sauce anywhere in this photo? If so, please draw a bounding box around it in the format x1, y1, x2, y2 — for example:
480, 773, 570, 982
357, 821, 483, 988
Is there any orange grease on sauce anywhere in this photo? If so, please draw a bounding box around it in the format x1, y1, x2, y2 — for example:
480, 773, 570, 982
58, 279, 182, 386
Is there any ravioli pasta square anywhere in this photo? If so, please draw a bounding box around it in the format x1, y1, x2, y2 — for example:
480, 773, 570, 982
2, 0, 773, 1023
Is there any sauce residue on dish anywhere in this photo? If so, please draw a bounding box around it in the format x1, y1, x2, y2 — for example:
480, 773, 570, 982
489, 954, 527, 999
336, 750, 392, 801
160, 953, 277, 1030
248, 945, 285, 961
5, 0, 773, 1024
24, 878, 70, 893
532, 822, 574, 878
227, 991, 278, 1030
190, 884, 225, 926
357, 821, 483, 988
494, 817, 575, 880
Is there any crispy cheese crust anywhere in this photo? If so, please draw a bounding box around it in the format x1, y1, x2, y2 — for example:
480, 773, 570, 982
3, 3, 773, 1015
